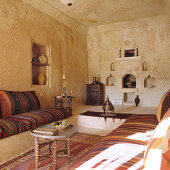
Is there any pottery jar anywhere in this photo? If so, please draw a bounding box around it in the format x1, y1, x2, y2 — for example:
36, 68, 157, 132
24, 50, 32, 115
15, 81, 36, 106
38, 73, 45, 85
39, 54, 48, 64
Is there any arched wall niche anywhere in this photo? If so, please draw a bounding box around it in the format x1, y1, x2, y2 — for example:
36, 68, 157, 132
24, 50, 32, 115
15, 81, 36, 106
122, 74, 136, 88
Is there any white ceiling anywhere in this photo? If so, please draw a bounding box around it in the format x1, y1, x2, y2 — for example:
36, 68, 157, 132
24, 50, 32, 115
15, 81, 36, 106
43, 0, 169, 26
22, 0, 170, 32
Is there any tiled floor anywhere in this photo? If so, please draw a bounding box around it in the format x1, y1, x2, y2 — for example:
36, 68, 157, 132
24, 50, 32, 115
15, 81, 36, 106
67, 103, 157, 136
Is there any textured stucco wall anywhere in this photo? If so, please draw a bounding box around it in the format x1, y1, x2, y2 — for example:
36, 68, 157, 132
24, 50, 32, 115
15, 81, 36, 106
0, 0, 88, 107
0, 0, 88, 164
87, 15, 170, 107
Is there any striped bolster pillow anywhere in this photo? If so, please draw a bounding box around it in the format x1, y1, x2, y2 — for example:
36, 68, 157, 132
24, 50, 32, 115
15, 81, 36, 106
0, 90, 40, 118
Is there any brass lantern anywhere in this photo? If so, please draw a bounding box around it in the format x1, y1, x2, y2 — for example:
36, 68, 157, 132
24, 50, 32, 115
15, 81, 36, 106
102, 96, 114, 115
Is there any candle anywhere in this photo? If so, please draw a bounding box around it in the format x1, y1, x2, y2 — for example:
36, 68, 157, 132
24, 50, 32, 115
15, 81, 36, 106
63, 74, 66, 80
136, 45, 139, 56
119, 47, 121, 58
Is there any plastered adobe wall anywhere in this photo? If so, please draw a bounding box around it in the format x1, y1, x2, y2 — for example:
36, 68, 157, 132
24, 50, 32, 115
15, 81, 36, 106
87, 15, 170, 107
0, 0, 88, 107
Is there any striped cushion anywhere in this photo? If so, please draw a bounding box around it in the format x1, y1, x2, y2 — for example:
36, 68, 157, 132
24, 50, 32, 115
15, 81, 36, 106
0, 108, 72, 139
0, 118, 28, 139
0, 90, 40, 118
71, 114, 158, 169
143, 109, 170, 170
157, 90, 170, 122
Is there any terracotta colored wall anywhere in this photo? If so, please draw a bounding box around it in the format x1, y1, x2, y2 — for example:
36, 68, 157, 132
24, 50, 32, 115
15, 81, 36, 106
0, 0, 88, 107
87, 15, 170, 107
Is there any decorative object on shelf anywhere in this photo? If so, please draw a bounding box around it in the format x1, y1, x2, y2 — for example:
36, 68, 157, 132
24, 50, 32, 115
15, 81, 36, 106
62, 74, 67, 98
32, 55, 39, 63
119, 48, 121, 58
39, 54, 48, 64
136, 45, 139, 56
143, 61, 147, 71
102, 96, 114, 115
124, 49, 135, 57
144, 75, 156, 88
92, 76, 97, 83
106, 73, 114, 86
110, 63, 114, 71
38, 73, 46, 85
135, 95, 140, 106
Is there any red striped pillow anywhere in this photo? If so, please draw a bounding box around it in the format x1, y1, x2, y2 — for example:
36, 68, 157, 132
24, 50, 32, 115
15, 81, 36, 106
0, 90, 40, 118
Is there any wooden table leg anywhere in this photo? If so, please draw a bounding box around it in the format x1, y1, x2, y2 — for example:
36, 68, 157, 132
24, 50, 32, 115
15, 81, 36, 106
53, 140, 57, 169
35, 137, 39, 169
49, 140, 53, 153
67, 138, 71, 161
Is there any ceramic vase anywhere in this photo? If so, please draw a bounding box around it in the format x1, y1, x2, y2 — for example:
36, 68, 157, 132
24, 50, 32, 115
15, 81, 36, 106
62, 87, 67, 98
39, 54, 48, 64
38, 73, 45, 85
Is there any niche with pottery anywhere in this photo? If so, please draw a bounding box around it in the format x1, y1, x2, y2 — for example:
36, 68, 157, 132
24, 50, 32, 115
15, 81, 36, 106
106, 73, 114, 86
122, 74, 136, 88
31, 40, 51, 86
144, 75, 156, 88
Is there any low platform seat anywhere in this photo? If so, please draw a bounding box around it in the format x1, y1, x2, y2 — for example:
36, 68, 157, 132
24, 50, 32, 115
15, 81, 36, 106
0, 108, 71, 139
0, 90, 72, 139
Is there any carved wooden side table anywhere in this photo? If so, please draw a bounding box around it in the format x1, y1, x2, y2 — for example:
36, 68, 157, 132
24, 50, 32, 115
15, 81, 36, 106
31, 124, 77, 169
54, 96, 73, 113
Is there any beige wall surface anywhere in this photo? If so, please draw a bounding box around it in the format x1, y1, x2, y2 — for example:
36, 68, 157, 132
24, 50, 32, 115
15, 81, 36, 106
0, 0, 88, 107
87, 15, 170, 107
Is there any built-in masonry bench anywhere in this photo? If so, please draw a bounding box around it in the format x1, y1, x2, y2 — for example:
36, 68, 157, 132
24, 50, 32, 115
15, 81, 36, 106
77, 105, 157, 136
77, 111, 128, 135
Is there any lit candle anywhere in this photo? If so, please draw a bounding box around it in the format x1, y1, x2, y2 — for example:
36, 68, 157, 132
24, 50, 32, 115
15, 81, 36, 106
63, 74, 66, 80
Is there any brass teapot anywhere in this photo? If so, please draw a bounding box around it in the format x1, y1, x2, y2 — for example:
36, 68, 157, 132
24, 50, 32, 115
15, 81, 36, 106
102, 96, 114, 115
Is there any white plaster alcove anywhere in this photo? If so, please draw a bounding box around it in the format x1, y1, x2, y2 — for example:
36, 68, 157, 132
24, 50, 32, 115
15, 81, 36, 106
115, 56, 142, 105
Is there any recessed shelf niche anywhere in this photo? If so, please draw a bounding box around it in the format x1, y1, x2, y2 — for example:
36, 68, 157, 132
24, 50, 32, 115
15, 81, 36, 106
123, 92, 135, 105
31, 40, 51, 86
106, 73, 114, 86
144, 75, 156, 88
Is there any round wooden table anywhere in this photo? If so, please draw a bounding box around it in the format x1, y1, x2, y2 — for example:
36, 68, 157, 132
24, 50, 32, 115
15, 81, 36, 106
31, 125, 78, 169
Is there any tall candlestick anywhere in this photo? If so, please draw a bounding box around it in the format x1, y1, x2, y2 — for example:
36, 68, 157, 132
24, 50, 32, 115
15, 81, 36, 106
63, 74, 66, 80
119, 48, 121, 58
136, 45, 138, 56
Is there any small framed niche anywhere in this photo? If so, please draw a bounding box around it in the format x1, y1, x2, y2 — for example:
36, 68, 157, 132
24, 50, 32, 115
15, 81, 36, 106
110, 63, 115, 71
123, 92, 135, 105
144, 75, 156, 88
31, 39, 51, 86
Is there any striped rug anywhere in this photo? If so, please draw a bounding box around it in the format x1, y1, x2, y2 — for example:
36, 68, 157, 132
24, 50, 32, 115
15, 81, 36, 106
0, 133, 102, 170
